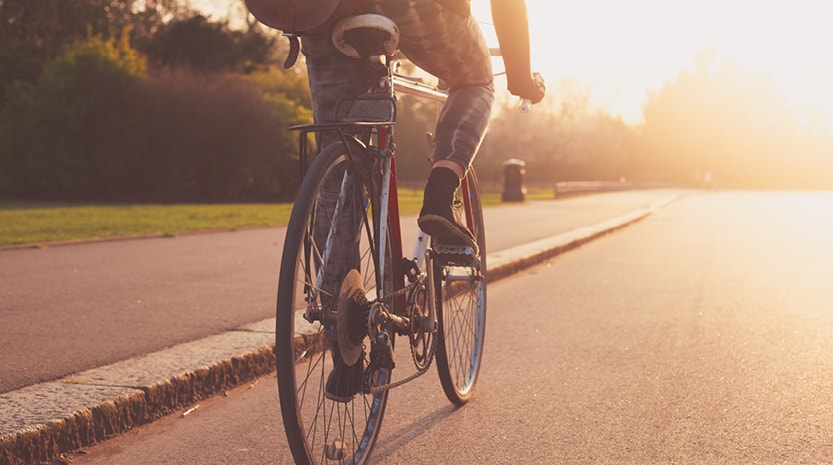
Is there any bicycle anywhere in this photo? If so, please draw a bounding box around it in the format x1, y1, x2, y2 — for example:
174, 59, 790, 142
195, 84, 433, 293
275, 13, 525, 464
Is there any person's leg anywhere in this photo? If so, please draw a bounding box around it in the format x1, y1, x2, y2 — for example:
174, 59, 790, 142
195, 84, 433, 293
374, 0, 494, 250
302, 33, 371, 149
302, 33, 373, 400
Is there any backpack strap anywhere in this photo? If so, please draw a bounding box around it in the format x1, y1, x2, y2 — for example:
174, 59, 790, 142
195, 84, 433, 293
283, 34, 301, 68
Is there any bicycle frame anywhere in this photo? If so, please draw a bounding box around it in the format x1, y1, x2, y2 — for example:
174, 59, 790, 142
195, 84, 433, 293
291, 56, 479, 309
277, 30, 492, 463
389, 73, 477, 265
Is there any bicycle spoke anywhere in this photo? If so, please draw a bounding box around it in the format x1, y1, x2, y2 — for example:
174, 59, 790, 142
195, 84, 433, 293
277, 144, 391, 465
435, 171, 487, 406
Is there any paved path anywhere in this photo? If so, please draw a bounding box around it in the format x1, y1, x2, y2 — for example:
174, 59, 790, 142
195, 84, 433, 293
71, 190, 833, 465
0, 189, 682, 465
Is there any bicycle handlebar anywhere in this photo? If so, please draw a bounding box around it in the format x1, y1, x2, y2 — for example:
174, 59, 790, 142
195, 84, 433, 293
392, 57, 544, 113
393, 75, 543, 114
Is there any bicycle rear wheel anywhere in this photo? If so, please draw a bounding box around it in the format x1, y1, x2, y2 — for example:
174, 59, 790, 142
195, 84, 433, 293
276, 140, 392, 465
434, 169, 487, 406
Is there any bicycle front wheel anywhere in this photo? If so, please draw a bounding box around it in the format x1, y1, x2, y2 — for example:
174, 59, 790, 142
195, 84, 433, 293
434, 169, 487, 406
276, 141, 392, 465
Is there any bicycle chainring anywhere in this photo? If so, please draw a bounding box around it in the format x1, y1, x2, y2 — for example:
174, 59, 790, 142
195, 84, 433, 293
407, 282, 436, 370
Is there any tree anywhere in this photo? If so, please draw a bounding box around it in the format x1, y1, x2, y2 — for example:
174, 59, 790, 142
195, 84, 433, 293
0, 31, 147, 198
478, 81, 632, 186
0, 29, 312, 202
0, 0, 184, 102
636, 51, 833, 188
137, 15, 278, 72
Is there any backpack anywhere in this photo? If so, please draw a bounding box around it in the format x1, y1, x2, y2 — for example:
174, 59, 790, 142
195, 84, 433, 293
245, 0, 370, 67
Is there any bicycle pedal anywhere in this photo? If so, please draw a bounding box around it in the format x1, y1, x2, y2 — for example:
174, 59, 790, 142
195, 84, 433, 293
370, 331, 395, 370
432, 244, 473, 255
431, 245, 480, 267
325, 440, 347, 461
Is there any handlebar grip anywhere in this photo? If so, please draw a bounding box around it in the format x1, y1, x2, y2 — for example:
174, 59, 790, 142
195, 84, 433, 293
519, 73, 544, 113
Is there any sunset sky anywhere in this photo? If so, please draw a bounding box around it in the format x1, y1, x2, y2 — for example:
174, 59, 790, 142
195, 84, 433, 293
196, 0, 833, 126
485, 0, 833, 124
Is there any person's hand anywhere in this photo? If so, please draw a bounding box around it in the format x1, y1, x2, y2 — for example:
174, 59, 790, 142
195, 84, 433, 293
508, 72, 545, 104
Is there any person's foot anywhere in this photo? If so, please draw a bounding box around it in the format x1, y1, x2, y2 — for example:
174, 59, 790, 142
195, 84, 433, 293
417, 167, 479, 254
418, 213, 478, 252
325, 359, 364, 402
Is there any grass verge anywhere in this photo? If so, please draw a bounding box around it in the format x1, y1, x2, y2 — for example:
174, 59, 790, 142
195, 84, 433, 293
0, 189, 550, 247
0, 202, 294, 247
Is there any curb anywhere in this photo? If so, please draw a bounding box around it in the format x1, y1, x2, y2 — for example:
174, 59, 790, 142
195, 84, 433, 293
0, 193, 681, 465
487, 193, 679, 282
0, 323, 277, 465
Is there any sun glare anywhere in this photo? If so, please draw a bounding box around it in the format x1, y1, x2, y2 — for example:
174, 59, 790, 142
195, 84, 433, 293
473, 0, 833, 126
199, 0, 833, 127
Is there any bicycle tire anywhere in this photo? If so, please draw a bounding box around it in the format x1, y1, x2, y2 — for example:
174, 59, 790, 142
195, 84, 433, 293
434, 169, 487, 406
276, 140, 393, 465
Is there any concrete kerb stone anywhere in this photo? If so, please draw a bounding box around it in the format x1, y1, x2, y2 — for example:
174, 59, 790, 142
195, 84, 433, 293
0, 326, 276, 465
0, 192, 681, 465
487, 193, 680, 282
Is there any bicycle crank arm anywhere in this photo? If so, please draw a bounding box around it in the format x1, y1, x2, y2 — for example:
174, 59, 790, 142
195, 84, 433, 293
370, 301, 411, 334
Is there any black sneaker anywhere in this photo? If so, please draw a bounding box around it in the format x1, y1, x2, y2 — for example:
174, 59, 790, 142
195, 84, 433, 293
418, 213, 479, 254
325, 359, 364, 402
418, 167, 479, 255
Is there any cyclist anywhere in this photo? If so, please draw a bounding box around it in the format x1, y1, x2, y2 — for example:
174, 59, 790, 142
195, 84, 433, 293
246, 0, 545, 402
302, 0, 546, 252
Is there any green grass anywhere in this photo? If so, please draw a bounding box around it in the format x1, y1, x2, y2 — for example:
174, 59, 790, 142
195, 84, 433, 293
0, 188, 548, 247
0, 202, 295, 247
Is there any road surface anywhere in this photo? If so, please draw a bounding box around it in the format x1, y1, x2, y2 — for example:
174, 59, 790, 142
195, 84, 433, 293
70, 190, 833, 464
0, 190, 673, 394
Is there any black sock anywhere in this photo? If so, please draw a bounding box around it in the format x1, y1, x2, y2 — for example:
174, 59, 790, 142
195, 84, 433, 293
420, 167, 460, 219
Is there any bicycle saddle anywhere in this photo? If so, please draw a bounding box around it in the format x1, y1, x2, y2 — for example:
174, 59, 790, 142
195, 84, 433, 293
331, 14, 399, 58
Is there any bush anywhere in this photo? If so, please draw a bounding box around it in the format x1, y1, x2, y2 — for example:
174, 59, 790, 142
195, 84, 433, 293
133, 68, 310, 201
0, 30, 312, 202
0, 31, 146, 198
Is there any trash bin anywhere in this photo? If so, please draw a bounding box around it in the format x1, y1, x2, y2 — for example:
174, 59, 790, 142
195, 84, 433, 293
501, 158, 527, 202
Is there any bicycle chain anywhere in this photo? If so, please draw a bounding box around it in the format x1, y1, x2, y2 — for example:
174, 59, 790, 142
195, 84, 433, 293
365, 278, 433, 393
366, 253, 474, 393
375, 278, 417, 303
369, 360, 433, 393
374, 249, 476, 304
